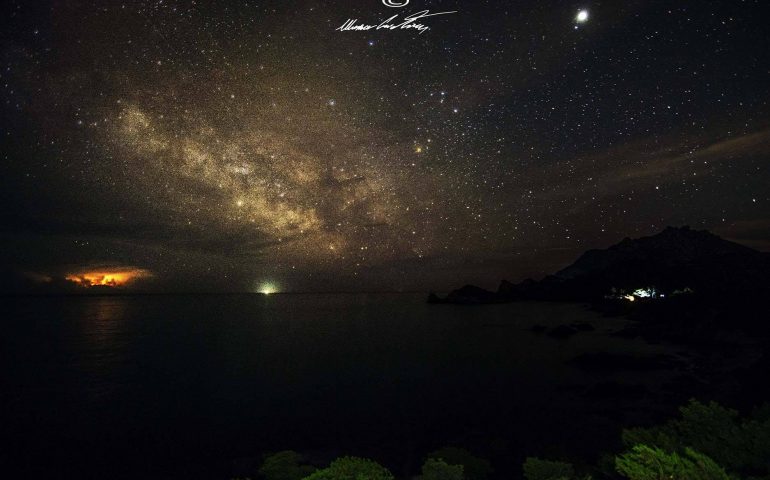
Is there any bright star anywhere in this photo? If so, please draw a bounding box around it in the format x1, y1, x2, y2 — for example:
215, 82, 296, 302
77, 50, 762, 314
576, 10, 589, 23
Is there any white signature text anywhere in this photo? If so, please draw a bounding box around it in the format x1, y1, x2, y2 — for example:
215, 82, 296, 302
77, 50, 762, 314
336, 10, 457, 35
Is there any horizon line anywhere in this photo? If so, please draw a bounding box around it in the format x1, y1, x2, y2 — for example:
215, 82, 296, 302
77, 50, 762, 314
0, 290, 438, 298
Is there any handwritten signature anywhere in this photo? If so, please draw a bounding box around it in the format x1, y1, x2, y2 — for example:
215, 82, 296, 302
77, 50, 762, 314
336, 10, 457, 35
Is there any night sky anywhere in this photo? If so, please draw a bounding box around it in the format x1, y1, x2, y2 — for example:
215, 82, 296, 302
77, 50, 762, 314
1, 0, 768, 293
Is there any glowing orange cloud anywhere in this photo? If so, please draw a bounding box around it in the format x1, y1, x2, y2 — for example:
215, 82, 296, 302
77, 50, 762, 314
65, 267, 152, 288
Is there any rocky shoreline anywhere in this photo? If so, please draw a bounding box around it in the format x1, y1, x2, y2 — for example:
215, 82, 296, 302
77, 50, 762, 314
428, 227, 770, 413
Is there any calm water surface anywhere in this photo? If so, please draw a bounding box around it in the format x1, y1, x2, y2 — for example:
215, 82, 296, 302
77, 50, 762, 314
1, 293, 683, 479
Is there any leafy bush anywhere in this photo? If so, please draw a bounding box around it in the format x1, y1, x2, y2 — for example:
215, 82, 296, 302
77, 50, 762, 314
259, 450, 316, 480
522, 457, 575, 480
425, 447, 492, 480
420, 457, 464, 480
302, 456, 393, 480
616, 445, 730, 480
621, 399, 770, 473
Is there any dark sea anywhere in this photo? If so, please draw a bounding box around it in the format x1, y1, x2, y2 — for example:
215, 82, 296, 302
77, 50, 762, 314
0, 293, 687, 479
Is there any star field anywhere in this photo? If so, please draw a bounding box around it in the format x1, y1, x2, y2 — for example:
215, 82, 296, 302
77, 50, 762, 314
1, 0, 768, 292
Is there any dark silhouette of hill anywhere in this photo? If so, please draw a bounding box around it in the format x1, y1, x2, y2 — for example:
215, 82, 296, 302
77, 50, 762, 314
432, 226, 770, 304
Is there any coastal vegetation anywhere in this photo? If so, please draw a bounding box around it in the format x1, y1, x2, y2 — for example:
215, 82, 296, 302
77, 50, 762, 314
239, 399, 770, 480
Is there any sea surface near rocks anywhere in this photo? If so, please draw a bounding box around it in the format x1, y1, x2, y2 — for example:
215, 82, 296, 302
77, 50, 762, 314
1, 293, 726, 479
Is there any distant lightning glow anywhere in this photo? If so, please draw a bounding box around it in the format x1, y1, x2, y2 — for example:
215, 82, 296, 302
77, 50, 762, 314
65, 267, 152, 287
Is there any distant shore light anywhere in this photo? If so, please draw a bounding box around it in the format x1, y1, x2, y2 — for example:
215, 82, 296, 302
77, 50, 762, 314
257, 282, 279, 295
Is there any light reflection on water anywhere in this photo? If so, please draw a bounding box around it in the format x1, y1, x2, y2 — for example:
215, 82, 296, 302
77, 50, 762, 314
74, 297, 131, 399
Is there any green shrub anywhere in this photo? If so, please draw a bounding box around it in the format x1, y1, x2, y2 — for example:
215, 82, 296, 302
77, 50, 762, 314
259, 450, 316, 480
621, 399, 770, 473
522, 457, 575, 480
616, 444, 730, 480
302, 456, 394, 480
426, 447, 492, 480
420, 457, 464, 480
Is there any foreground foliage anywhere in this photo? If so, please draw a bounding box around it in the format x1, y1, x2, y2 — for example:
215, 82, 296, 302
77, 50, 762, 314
616, 445, 730, 480
621, 400, 770, 474
419, 458, 464, 480
522, 399, 770, 480
245, 400, 769, 480
259, 451, 316, 480
522, 457, 576, 480
424, 447, 492, 480
302, 456, 394, 480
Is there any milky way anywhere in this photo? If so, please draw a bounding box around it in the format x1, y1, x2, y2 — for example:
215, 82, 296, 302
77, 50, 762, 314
1, 0, 768, 292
